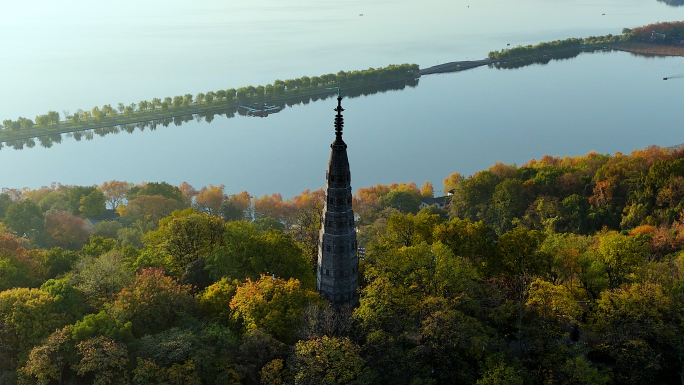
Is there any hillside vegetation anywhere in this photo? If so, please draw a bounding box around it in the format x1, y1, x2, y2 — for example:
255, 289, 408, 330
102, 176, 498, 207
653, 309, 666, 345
2, 145, 684, 383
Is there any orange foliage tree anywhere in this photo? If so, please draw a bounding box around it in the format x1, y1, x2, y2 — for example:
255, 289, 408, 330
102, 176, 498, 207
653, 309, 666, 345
44, 211, 90, 250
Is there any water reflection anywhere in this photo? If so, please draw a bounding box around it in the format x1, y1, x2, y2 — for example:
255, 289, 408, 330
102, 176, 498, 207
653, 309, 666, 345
489, 48, 612, 70
657, 0, 684, 7
1, 78, 418, 151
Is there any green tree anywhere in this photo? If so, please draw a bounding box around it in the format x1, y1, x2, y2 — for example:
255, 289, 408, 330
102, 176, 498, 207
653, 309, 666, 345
69, 250, 134, 309
206, 221, 314, 287
0, 288, 70, 365
379, 190, 420, 214
291, 336, 375, 385
594, 232, 648, 288
42, 247, 79, 280
143, 208, 225, 276
129, 182, 185, 204
4, 199, 44, 239
78, 191, 106, 218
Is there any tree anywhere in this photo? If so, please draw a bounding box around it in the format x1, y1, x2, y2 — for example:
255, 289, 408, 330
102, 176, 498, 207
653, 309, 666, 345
0, 288, 70, 365
129, 182, 185, 204
44, 211, 90, 250
194, 184, 226, 215
223, 191, 252, 221
420, 181, 434, 198
490, 178, 527, 235
69, 250, 134, 309
253, 193, 286, 221
65, 186, 99, 215
172, 95, 183, 109
4, 199, 44, 239
379, 190, 420, 214
594, 232, 648, 289
42, 247, 79, 280
0, 232, 40, 290
476, 362, 524, 385
21, 326, 72, 385
79, 190, 106, 218
143, 208, 225, 276
495, 227, 547, 278
99, 181, 131, 210
525, 278, 582, 333
40, 278, 86, 316
593, 283, 674, 384
205, 222, 314, 287
72, 336, 129, 385
230, 276, 321, 344
111, 268, 196, 337
291, 336, 375, 385
91, 106, 101, 122
197, 277, 238, 323
119, 195, 185, 232
47, 111, 60, 125
38, 190, 70, 213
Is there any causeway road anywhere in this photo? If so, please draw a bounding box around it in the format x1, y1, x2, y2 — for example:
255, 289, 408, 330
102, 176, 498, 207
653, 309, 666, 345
419, 59, 497, 75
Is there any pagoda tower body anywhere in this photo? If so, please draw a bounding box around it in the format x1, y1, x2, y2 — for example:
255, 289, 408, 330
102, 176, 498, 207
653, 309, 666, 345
317, 95, 358, 305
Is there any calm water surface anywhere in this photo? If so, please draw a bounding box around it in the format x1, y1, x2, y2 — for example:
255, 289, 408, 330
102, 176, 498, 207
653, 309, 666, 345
1, 0, 684, 197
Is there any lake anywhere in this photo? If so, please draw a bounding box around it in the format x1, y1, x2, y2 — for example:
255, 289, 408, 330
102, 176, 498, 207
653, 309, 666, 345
1, 0, 684, 198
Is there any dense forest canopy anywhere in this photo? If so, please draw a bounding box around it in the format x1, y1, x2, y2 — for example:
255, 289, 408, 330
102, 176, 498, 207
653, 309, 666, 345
3, 145, 684, 383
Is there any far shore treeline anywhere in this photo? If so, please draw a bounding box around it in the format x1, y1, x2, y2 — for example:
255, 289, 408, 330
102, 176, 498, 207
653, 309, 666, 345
488, 20, 684, 61
0, 64, 419, 140
0, 77, 420, 150
5, 144, 684, 383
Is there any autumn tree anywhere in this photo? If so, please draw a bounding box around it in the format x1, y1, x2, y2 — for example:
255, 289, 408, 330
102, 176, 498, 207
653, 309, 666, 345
99, 181, 132, 210
253, 193, 286, 222
194, 184, 227, 215
230, 276, 321, 344
119, 195, 184, 232
44, 211, 90, 250
420, 181, 434, 198
0, 232, 41, 290
110, 268, 196, 337
72, 336, 129, 385
21, 326, 73, 385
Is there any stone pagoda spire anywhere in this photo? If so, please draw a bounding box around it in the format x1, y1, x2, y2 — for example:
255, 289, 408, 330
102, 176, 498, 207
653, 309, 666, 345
317, 94, 358, 306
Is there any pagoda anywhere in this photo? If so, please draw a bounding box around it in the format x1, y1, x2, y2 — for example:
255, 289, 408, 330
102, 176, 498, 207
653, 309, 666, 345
317, 94, 358, 305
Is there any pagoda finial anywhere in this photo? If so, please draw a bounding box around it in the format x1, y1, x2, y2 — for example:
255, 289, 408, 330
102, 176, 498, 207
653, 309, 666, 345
334, 94, 344, 140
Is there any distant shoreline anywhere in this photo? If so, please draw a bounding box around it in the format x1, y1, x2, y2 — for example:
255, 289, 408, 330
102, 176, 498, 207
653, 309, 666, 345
612, 42, 684, 57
